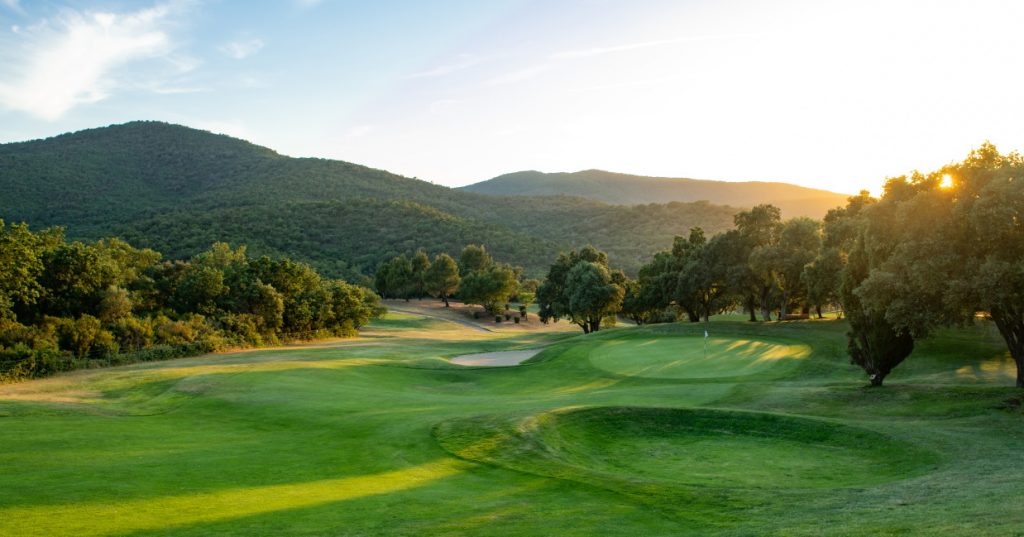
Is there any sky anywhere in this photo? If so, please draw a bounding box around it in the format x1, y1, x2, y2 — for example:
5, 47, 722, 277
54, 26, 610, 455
1, 0, 1023, 195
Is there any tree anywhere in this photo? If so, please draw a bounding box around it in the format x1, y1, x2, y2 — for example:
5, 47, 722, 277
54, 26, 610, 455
565, 262, 625, 333
174, 265, 227, 316
621, 278, 659, 325
751, 217, 820, 320
409, 250, 431, 299
459, 244, 493, 276
670, 229, 708, 322
0, 220, 59, 320
375, 255, 414, 300
841, 236, 914, 386
680, 229, 744, 322
424, 253, 460, 307
734, 204, 782, 321
855, 144, 1024, 387
803, 247, 843, 318
538, 246, 624, 333
459, 264, 517, 314
635, 250, 680, 320
36, 241, 118, 319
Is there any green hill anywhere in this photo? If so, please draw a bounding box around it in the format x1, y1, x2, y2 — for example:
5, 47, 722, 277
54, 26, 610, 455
0, 121, 741, 278
461, 169, 849, 219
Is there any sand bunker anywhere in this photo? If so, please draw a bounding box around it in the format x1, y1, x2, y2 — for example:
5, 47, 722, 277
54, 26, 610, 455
450, 349, 542, 367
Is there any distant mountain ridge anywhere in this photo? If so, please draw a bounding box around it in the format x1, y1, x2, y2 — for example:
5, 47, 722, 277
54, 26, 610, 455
461, 169, 849, 219
0, 121, 743, 279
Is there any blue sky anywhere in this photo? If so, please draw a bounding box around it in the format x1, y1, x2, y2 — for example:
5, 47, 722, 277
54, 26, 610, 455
2, 0, 1023, 194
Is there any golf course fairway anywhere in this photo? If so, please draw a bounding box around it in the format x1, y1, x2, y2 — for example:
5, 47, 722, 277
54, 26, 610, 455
0, 311, 1021, 536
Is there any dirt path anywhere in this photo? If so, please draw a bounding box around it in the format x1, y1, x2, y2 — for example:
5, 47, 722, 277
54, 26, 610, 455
386, 306, 494, 333
449, 349, 543, 367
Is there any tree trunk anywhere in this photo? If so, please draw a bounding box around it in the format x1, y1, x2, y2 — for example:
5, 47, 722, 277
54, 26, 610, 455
990, 307, 1024, 388
578, 321, 590, 334
591, 317, 602, 332
746, 295, 757, 322
816, 304, 823, 319
686, 309, 700, 323
759, 287, 772, 321
779, 291, 789, 321
442, 294, 450, 307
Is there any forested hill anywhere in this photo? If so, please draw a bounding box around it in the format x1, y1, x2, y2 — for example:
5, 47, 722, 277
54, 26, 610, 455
0, 121, 740, 279
461, 169, 849, 219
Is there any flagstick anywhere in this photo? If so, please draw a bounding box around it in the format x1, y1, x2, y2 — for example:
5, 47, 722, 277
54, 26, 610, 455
703, 308, 709, 359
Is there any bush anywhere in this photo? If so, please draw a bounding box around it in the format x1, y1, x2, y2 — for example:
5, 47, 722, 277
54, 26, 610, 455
514, 316, 520, 324
495, 316, 502, 323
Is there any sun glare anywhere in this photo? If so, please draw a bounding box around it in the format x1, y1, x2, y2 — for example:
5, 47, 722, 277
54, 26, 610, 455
940, 174, 954, 189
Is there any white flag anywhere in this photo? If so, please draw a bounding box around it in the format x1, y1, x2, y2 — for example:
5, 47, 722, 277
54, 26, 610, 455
704, 330, 709, 338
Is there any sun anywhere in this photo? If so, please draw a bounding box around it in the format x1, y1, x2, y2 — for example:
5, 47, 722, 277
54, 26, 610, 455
939, 174, 954, 189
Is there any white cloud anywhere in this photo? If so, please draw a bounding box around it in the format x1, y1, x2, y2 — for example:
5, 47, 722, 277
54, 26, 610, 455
344, 124, 374, 139
2, 0, 24, 15
550, 34, 757, 61
482, 63, 552, 87
219, 38, 264, 60
484, 33, 761, 88
0, 4, 181, 120
407, 54, 483, 79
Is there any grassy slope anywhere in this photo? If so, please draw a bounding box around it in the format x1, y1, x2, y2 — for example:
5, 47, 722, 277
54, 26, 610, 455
0, 313, 1021, 536
461, 169, 851, 219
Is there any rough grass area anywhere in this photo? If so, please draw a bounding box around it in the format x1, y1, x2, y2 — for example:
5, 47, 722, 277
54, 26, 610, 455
435, 407, 937, 492
0, 311, 1021, 536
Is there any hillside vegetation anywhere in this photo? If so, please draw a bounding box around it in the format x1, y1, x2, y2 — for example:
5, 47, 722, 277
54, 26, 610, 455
462, 169, 849, 219
0, 122, 741, 278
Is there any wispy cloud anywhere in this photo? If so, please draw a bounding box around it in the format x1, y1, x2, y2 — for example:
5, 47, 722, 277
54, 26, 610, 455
551, 33, 757, 61
482, 63, 552, 87
0, 3, 184, 120
485, 33, 760, 87
219, 38, 264, 60
344, 124, 374, 139
407, 54, 483, 79
1, 0, 25, 16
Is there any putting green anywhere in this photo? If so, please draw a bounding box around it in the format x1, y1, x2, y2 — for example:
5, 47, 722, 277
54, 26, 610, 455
588, 336, 810, 379
435, 407, 937, 492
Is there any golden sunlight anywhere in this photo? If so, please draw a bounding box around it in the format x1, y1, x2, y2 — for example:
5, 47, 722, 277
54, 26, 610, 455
940, 174, 954, 189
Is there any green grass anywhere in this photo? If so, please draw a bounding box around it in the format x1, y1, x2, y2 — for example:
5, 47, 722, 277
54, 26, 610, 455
587, 335, 810, 379
0, 312, 1021, 536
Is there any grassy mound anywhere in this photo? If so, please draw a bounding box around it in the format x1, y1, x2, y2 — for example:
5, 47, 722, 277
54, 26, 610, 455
588, 336, 810, 379
435, 407, 937, 493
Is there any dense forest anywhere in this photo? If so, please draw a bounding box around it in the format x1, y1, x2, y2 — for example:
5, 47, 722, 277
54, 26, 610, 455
0, 222, 383, 382
0, 121, 741, 278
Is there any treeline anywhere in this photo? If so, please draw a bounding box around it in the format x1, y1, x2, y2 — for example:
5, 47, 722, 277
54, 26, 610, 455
375, 245, 539, 318
531, 208, 824, 334
0, 222, 383, 382
531, 144, 1024, 388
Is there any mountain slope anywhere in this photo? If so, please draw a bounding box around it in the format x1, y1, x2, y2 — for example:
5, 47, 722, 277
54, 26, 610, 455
0, 122, 743, 278
461, 169, 849, 219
